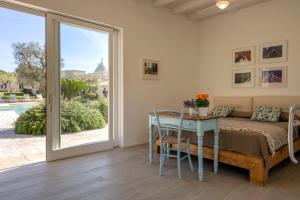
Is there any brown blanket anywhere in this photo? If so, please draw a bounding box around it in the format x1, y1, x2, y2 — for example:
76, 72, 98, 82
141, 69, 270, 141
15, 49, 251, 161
154, 117, 299, 169
188, 128, 270, 167
187, 118, 298, 169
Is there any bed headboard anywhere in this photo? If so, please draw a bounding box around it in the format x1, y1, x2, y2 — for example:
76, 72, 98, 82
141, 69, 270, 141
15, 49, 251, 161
214, 96, 253, 117
214, 96, 300, 118
253, 96, 300, 116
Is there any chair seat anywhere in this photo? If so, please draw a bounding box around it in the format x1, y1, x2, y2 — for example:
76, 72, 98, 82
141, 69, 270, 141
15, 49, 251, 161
162, 133, 189, 144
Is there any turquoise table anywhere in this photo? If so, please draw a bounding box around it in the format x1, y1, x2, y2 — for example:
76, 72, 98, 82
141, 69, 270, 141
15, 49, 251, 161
149, 112, 220, 181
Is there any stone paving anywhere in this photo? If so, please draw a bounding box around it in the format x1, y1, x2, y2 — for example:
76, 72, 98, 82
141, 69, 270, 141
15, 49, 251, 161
0, 111, 108, 171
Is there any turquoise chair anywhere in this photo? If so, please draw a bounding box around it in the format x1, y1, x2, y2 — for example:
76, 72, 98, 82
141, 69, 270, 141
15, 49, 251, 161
153, 109, 194, 179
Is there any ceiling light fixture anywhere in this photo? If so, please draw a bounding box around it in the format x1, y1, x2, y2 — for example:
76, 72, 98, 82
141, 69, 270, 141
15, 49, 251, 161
216, 0, 230, 10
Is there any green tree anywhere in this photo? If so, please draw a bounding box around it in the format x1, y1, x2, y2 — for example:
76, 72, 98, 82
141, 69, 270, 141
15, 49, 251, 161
13, 42, 46, 95
0, 70, 17, 91
61, 79, 88, 100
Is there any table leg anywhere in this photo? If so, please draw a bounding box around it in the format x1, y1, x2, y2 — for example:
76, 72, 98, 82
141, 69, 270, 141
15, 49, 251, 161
149, 124, 154, 164
197, 121, 204, 181
214, 124, 219, 173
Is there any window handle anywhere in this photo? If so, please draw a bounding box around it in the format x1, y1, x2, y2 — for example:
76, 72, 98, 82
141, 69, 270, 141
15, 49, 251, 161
48, 94, 52, 112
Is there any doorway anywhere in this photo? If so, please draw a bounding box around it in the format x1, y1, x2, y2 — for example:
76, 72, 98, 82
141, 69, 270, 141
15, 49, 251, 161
0, 4, 46, 170
0, 2, 119, 169
46, 13, 115, 161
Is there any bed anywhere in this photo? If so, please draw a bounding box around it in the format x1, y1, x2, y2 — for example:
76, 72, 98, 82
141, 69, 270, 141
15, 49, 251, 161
154, 96, 300, 185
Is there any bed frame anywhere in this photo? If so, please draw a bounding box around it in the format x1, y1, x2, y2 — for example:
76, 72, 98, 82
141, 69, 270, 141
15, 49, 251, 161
154, 137, 300, 186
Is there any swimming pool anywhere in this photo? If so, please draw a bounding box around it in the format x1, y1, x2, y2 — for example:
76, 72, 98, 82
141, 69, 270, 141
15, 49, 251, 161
0, 103, 39, 116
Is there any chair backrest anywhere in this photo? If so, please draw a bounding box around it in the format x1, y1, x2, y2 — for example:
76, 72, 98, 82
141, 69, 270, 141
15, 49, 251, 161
153, 108, 184, 142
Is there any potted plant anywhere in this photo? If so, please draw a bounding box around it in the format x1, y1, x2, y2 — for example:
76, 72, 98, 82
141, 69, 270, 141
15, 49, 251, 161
195, 93, 209, 116
183, 99, 198, 116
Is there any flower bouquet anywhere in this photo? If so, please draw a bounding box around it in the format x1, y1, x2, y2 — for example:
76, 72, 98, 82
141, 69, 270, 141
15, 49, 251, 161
195, 93, 209, 116
183, 99, 198, 116
183, 93, 210, 116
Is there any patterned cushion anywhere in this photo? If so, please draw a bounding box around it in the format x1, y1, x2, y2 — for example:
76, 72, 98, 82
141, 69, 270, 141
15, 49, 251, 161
208, 105, 234, 117
251, 106, 281, 122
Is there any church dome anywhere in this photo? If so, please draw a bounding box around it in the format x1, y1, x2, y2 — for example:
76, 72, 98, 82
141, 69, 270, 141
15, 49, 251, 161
94, 58, 106, 74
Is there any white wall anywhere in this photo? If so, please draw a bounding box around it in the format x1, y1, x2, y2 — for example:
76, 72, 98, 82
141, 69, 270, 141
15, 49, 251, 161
15, 0, 300, 147
16, 0, 200, 147
196, 0, 300, 100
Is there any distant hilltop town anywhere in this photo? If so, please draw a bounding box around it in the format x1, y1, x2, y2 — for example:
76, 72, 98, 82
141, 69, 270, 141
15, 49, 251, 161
61, 59, 109, 96
61, 58, 108, 81
0, 58, 109, 96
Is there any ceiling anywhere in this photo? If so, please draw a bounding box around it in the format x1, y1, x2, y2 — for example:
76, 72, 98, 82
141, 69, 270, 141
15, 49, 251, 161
151, 0, 272, 20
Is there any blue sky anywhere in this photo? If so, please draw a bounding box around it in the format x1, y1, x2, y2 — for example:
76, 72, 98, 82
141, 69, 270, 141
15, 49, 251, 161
0, 7, 108, 73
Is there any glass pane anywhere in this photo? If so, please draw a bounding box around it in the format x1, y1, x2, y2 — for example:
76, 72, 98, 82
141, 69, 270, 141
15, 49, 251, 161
59, 22, 109, 149
0, 7, 45, 170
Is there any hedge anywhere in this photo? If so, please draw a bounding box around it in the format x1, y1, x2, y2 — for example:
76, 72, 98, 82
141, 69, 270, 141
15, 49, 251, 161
3, 92, 24, 96
87, 97, 108, 122
15, 105, 46, 136
15, 100, 106, 135
61, 100, 105, 133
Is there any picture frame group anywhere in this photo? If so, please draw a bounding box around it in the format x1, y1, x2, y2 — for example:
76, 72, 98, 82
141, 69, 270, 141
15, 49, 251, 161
232, 40, 288, 88
232, 66, 287, 88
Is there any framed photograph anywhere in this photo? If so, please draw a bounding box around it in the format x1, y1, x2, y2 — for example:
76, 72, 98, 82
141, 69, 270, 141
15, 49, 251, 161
258, 66, 287, 88
232, 68, 255, 88
259, 40, 288, 63
142, 59, 160, 80
233, 46, 255, 66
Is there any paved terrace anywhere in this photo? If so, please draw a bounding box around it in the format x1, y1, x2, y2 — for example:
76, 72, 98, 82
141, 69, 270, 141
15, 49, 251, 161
0, 111, 108, 171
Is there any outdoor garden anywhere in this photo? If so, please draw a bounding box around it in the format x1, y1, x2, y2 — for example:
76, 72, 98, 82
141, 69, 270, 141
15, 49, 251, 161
15, 79, 108, 136
0, 41, 108, 136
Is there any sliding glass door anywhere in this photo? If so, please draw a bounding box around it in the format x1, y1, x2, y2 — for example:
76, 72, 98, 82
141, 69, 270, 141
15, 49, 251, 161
46, 13, 114, 161
0, 2, 46, 170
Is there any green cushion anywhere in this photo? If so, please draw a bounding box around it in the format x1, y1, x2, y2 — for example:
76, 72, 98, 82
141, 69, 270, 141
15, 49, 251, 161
208, 105, 234, 117
251, 106, 281, 122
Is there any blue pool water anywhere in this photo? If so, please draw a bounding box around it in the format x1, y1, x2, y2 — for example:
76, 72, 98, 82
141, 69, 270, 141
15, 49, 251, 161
0, 103, 38, 116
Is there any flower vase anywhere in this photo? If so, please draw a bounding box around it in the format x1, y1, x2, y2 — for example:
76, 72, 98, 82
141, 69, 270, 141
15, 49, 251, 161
198, 107, 209, 116
189, 108, 198, 116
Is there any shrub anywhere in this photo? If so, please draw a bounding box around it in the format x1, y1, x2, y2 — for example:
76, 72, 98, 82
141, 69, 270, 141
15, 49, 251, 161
61, 79, 88, 100
4, 92, 24, 96
81, 93, 99, 101
15, 104, 46, 135
87, 97, 108, 122
1, 95, 36, 100
21, 88, 38, 96
61, 100, 105, 133
15, 100, 106, 135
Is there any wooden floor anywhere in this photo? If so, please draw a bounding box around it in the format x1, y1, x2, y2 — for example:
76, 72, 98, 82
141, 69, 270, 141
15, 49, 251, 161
0, 145, 299, 200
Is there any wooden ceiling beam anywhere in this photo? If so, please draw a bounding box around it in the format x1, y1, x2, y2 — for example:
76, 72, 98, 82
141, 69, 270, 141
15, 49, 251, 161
188, 4, 218, 20
188, 0, 243, 20
153, 0, 177, 7
152, 0, 274, 21
172, 0, 212, 14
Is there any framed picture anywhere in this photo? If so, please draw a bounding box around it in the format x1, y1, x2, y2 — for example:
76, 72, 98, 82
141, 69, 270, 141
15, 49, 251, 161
232, 68, 255, 88
233, 46, 255, 66
259, 40, 288, 63
258, 66, 287, 88
142, 59, 160, 80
